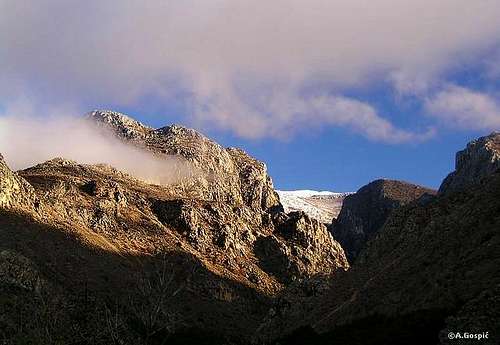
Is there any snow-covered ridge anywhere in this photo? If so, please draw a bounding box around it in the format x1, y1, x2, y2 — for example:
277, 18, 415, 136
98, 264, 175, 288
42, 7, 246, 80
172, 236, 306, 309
277, 190, 351, 198
277, 190, 353, 224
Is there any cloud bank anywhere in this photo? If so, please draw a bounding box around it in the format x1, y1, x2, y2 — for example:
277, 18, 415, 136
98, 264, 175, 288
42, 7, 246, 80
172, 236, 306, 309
1, 0, 500, 141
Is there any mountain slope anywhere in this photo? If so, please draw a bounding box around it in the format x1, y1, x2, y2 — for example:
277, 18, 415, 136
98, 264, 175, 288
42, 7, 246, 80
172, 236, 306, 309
0, 111, 348, 344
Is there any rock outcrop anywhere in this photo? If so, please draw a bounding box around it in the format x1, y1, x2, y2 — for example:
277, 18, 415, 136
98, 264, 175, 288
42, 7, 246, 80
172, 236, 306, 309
330, 179, 435, 262
0, 154, 36, 210
254, 211, 348, 283
439, 131, 500, 194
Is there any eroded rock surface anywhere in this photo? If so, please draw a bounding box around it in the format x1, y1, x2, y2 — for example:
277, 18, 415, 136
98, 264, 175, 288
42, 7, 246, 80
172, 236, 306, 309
4, 111, 497, 344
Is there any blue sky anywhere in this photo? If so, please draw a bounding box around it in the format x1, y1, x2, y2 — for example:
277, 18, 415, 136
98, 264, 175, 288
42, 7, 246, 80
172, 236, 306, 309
1, 1, 500, 192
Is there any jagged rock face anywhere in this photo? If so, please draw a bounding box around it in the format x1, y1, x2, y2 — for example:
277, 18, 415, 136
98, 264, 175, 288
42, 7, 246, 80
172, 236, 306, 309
227, 147, 281, 212
1, 158, 273, 339
254, 211, 348, 283
84, 112, 341, 276
87, 110, 280, 212
0, 154, 36, 209
330, 179, 435, 263
439, 132, 500, 194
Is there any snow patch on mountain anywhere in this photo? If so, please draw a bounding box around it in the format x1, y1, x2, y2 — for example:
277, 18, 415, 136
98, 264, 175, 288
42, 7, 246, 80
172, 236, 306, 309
277, 190, 352, 224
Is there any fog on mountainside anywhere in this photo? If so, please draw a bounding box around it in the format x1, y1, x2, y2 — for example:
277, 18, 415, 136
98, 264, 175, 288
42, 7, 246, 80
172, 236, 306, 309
0, 115, 192, 185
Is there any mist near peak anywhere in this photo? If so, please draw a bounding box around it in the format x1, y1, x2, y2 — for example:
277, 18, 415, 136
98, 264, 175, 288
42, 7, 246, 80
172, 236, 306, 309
0, 114, 193, 185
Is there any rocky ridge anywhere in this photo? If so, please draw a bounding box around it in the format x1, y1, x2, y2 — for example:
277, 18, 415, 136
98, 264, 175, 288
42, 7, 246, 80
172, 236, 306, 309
83, 111, 349, 281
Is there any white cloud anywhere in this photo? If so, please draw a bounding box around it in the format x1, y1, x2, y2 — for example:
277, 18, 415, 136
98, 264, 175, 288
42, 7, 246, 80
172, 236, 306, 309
311, 96, 436, 143
187, 84, 435, 141
425, 85, 500, 130
1, 0, 500, 141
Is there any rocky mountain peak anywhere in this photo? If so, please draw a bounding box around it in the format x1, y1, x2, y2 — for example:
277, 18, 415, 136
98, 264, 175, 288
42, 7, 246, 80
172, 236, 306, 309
156, 124, 199, 136
86, 110, 281, 212
87, 110, 152, 140
439, 131, 500, 194
359, 179, 432, 202
330, 178, 435, 263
